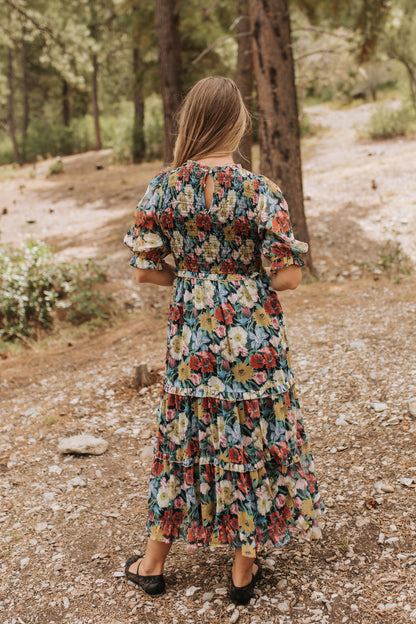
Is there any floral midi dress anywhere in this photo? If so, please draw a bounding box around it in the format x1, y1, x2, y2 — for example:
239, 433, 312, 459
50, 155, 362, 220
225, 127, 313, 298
124, 161, 324, 558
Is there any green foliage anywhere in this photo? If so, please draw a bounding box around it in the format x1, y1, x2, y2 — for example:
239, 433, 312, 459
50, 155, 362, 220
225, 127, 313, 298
48, 159, 64, 175
359, 103, 416, 139
377, 240, 413, 280
299, 113, 327, 137
357, 240, 413, 282
0, 241, 112, 342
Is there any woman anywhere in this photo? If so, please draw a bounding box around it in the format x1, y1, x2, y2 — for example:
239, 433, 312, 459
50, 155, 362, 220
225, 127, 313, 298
123, 76, 324, 605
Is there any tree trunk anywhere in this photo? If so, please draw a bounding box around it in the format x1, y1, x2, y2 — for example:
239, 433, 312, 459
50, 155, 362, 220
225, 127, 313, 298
249, 0, 313, 273
62, 79, 71, 127
21, 32, 29, 160
92, 53, 102, 150
132, 45, 145, 163
155, 0, 182, 164
7, 46, 22, 165
234, 0, 253, 169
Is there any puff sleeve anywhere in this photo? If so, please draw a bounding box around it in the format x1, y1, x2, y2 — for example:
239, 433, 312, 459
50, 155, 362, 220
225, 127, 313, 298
124, 177, 171, 270
258, 181, 308, 271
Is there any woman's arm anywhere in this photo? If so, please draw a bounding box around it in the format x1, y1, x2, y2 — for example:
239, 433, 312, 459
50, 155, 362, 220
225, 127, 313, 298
269, 265, 302, 291
133, 262, 175, 287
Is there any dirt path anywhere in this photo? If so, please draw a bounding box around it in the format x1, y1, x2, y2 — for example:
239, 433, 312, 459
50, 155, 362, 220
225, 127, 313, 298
0, 103, 416, 624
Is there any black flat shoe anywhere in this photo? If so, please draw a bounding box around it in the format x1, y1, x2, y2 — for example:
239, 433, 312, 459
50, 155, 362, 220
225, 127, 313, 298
124, 554, 166, 596
229, 560, 262, 606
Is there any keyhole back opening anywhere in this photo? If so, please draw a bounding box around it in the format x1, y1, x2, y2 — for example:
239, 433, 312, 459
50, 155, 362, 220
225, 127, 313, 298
203, 174, 214, 212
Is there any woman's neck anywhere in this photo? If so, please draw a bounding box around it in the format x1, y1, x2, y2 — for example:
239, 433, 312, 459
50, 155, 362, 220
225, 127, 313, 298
194, 153, 234, 166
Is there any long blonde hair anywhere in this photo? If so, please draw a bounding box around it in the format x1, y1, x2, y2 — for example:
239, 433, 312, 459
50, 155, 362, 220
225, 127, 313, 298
172, 76, 251, 168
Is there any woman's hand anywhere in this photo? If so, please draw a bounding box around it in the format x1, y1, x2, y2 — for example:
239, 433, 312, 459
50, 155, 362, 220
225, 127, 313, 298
133, 262, 175, 287
268, 265, 302, 291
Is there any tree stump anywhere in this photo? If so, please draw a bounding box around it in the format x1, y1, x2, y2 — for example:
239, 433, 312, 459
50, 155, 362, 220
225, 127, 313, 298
135, 364, 151, 389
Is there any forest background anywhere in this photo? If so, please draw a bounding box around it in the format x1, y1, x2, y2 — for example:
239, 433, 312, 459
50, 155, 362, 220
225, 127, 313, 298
1, 0, 416, 168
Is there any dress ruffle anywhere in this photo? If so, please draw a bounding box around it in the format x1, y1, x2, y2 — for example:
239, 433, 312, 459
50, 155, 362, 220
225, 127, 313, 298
147, 387, 324, 558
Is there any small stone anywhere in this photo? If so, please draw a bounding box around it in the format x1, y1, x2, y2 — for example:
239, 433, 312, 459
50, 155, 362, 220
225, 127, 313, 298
185, 586, 200, 597
277, 579, 287, 590
113, 571, 124, 578
385, 537, 399, 544
68, 477, 86, 488
43, 491, 55, 502
381, 416, 400, 426
378, 533, 385, 544
48, 465, 62, 475
277, 600, 290, 612
229, 610, 240, 623
372, 402, 388, 412
20, 557, 29, 570
408, 399, 416, 419
375, 480, 394, 493
215, 587, 228, 596
58, 435, 108, 456
263, 557, 275, 570
335, 416, 348, 426
140, 446, 154, 462
35, 522, 48, 533
197, 604, 211, 616
399, 477, 415, 487
202, 592, 214, 602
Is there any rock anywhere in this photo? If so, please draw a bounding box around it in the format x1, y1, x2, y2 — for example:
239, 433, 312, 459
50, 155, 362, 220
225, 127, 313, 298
399, 477, 416, 487
372, 402, 388, 412
20, 557, 29, 570
35, 522, 48, 533
229, 610, 240, 623
202, 592, 214, 602
140, 445, 154, 462
68, 476, 86, 488
43, 492, 55, 502
408, 398, 416, 419
335, 416, 348, 426
277, 601, 290, 612
381, 416, 400, 426
48, 465, 62, 475
58, 435, 108, 456
185, 586, 200, 597
375, 480, 394, 493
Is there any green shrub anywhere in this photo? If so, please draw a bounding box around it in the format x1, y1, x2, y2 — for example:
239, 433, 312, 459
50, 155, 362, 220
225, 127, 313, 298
0, 241, 112, 341
0, 137, 15, 166
359, 103, 416, 140
377, 240, 413, 280
48, 160, 64, 175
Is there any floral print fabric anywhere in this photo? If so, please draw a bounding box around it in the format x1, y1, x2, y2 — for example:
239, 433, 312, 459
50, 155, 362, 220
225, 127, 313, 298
124, 161, 324, 557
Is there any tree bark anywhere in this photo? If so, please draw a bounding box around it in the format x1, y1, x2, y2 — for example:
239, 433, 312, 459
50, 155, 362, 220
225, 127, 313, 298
155, 0, 182, 164
92, 53, 102, 150
62, 79, 71, 127
249, 0, 313, 273
21, 31, 29, 160
234, 0, 253, 169
7, 46, 22, 165
132, 45, 146, 162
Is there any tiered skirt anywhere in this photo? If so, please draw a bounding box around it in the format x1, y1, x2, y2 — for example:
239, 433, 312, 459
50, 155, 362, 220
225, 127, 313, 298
146, 385, 324, 558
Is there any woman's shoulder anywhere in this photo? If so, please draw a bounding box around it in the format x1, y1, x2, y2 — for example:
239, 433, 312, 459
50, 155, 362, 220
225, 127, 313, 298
239, 168, 284, 198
